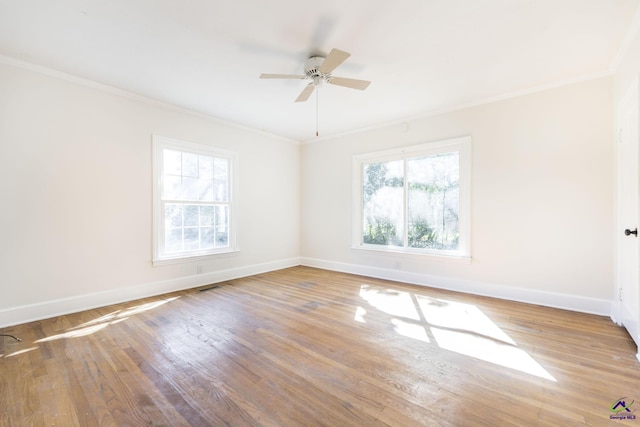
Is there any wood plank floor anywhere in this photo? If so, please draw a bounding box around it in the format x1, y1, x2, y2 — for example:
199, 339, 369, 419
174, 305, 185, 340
1, 266, 639, 426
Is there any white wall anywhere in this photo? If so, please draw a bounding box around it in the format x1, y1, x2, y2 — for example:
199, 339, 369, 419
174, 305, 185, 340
301, 77, 614, 314
0, 61, 300, 326
613, 16, 640, 102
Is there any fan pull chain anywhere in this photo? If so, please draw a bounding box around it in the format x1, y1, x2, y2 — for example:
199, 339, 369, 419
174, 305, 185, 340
316, 88, 319, 137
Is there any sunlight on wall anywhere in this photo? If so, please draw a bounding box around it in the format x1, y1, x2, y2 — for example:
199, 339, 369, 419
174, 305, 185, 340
358, 284, 556, 382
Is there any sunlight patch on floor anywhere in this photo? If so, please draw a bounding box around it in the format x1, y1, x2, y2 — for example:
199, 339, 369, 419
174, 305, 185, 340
2, 347, 39, 358
36, 322, 115, 342
31, 296, 181, 344
417, 296, 514, 345
358, 284, 556, 381
430, 327, 556, 381
391, 318, 430, 342
75, 296, 181, 329
1, 295, 182, 358
359, 285, 420, 320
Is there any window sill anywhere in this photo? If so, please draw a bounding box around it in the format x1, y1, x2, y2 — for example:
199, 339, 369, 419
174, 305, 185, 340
153, 249, 240, 266
351, 245, 471, 264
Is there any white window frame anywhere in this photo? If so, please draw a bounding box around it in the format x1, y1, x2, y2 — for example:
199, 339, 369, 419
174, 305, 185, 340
352, 136, 471, 261
152, 135, 238, 266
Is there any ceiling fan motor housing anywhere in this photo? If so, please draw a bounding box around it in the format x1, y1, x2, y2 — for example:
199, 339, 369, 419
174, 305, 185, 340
304, 56, 327, 80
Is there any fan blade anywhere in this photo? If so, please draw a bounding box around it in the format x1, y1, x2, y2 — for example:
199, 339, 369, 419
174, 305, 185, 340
319, 48, 350, 74
295, 84, 315, 102
260, 73, 307, 79
328, 76, 371, 90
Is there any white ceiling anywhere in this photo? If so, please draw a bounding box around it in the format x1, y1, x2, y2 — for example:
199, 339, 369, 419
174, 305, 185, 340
0, 0, 638, 142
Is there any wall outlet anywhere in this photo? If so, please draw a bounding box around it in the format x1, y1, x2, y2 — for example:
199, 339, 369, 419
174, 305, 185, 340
197, 264, 203, 274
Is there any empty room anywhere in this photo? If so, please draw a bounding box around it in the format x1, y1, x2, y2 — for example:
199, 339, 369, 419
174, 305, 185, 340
1, 1, 640, 426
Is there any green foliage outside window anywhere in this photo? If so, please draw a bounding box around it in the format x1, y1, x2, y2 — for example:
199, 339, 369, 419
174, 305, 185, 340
408, 219, 459, 250
363, 216, 403, 246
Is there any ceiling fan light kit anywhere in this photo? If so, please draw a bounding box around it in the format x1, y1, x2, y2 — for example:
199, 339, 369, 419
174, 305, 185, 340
260, 48, 371, 136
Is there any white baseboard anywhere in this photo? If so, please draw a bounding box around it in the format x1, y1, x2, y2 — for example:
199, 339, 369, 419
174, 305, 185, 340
300, 257, 613, 317
2, 256, 614, 328
0, 257, 300, 328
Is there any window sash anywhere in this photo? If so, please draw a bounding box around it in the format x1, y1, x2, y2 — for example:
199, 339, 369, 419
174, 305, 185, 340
160, 201, 231, 255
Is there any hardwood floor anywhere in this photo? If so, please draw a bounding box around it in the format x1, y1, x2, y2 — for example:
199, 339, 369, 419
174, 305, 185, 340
1, 266, 639, 426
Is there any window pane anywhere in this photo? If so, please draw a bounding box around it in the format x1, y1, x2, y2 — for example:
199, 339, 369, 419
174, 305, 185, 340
183, 228, 199, 251
407, 152, 459, 250
215, 225, 229, 247
182, 152, 198, 178
214, 182, 228, 202
163, 151, 217, 201
163, 175, 181, 200
180, 177, 198, 200
198, 155, 214, 201
201, 227, 215, 249
163, 150, 182, 175
184, 205, 199, 227
200, 205, 214, 227
164, 204, 183, 228
199, 180, 214, 201
214, 158, 229, 202
362, 160, 404, 246
164, 176, 199, 200
215, 205, 228, 226
199, 156, 214, 179
165, 228, 182, 253
198, 178, 213, 202
215, 205, 229, 248
214, 158, 228, 179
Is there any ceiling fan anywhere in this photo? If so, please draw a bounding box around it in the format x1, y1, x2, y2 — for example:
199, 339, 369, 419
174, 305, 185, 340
260, 48, 371, 102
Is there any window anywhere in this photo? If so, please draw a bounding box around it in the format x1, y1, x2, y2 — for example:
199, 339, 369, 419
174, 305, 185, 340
153, 135, 237, 264
352, 136, 471, 259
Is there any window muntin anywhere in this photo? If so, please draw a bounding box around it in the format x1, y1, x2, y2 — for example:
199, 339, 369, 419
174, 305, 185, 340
153, 136, 237, 264
354, 137, 471, 258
